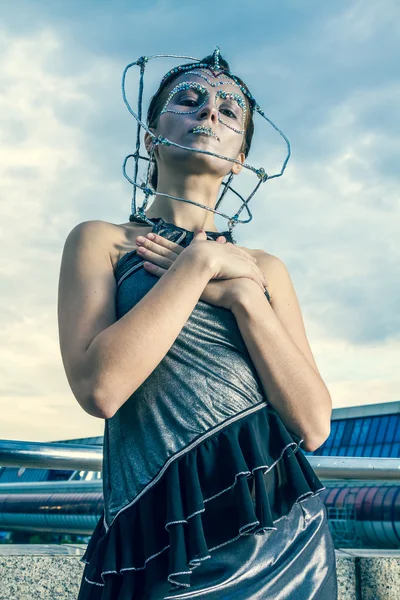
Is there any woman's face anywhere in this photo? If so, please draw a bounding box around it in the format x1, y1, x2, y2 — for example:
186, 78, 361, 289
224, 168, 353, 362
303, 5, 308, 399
148, 69, 247, 178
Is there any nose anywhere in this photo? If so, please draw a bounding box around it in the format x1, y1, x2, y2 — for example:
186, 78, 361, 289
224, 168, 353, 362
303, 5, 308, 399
197, 97, 218, 124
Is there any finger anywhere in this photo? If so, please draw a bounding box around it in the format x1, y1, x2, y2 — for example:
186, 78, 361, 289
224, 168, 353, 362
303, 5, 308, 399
249, 271, 267, 293
143, 262, 167, 277
253, 264, 269, 288
234, 244, 257, 263
236, 254, 268, 290
243, 275, 265, 293
141, 233, 184, 255
191, 229, 209, 243
233, 246, 257, 263
136, 235, 180, 260
145, 232, 183, 253
251, 261, 268, 285
136, 246, 174, 269
256, 265, 268, 287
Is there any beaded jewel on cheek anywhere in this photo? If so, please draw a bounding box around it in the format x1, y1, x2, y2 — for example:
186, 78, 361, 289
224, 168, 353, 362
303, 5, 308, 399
121, 46, 291, 233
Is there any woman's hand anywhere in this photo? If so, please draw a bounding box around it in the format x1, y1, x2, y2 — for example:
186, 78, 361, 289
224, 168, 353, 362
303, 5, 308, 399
188, 230, 268, 292
135, 230, 268, 310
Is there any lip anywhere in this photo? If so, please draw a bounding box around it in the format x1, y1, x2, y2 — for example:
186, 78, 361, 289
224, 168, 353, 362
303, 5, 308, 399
189, 126, 220, 142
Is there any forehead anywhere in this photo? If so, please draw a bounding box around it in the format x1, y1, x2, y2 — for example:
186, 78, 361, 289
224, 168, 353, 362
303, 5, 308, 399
164, 69, 246, 101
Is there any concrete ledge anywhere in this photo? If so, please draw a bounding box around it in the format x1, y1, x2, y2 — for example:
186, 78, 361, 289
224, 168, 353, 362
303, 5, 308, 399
336, 549, 400, 600
0, 545, 399, 599
0, 545, 85, 600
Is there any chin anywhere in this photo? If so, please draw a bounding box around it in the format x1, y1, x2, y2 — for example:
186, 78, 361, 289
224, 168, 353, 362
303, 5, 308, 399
159, 139, 234, 177
180, 156, 231, 178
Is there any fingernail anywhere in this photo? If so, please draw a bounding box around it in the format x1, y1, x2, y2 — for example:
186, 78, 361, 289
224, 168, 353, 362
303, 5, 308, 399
147, 233, 155, 240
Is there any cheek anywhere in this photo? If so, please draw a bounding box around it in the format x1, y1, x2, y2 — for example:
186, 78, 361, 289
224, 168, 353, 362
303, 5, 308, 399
157, 113, 189, 136
223, 130, 245, 156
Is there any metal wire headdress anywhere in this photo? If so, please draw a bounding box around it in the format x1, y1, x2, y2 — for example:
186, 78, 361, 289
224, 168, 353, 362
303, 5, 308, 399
122, 46, 291, 233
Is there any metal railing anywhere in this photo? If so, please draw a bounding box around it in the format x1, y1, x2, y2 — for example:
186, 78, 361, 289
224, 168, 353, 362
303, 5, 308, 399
0, 440, 101, 471
0, 439, 399, 480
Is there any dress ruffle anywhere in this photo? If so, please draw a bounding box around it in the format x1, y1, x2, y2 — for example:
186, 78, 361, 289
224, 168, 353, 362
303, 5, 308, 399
80, 404, 325, 596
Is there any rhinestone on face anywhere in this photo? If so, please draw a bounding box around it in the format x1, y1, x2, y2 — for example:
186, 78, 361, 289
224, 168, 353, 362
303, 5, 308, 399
160, 81, 209, 116
160, 75, 247, 137
212, 46, 221, 72
159, 65, 256, 111
182, 69, 240, 89
190, 125, 219, 140
215, 90, 246, 135
160, 61, 203, 87
126, 46, 291, 232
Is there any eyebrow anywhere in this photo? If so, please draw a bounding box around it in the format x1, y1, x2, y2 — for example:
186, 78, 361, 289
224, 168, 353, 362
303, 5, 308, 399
161, 81, 208, 111
172, 70, 246, 101
215, 90, 246, 111
169, 80, 246, 104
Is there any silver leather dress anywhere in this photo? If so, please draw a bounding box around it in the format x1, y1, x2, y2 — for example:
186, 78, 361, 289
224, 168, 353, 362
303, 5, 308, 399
78, 216, 338, 600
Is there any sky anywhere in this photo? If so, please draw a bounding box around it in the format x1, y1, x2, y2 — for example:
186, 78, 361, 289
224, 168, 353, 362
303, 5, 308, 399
0, 0, 399, 442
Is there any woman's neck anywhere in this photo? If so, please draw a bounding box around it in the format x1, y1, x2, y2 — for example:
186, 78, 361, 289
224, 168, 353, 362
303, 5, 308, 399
145, 202, 220, 233
145, 173, 222, 233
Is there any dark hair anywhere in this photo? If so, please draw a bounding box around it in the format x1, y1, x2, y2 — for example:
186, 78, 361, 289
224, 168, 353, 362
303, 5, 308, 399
146, 53, 255, 190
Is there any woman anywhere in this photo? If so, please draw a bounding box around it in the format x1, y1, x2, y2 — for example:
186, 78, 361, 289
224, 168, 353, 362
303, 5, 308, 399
58, 52, 338, 599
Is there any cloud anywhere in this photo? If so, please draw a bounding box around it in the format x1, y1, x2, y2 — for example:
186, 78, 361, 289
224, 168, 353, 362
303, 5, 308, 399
0, 1, 398, 441
0, 28, 119, 440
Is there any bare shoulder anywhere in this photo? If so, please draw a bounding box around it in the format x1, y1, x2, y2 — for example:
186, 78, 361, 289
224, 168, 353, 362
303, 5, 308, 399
62, 220, 110, 256
251, 248, 282, 274
251, 249, 291, 302
64, 220, 116, 261
109, 219, 155, 269
66, 219, 117, 242
254, 249, 286, 275
65, 219, 151, 271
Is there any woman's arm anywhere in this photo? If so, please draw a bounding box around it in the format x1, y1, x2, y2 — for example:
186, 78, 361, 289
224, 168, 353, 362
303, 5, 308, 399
58, 221, 212, 420
230, 255, 332, 452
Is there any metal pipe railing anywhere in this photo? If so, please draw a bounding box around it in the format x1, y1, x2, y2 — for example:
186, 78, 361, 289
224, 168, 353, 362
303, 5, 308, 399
0, 439, 102, 471
0, 440, 399, 481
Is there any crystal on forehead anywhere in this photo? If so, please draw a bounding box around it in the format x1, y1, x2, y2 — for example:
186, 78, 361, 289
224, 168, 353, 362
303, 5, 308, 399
156, 43, 223, 85
213, 46, 221, 71
185, 69, 244, 88
121, 47, 291, 232
159, 47, 247, 92
174, 69, 249, 134
160, 64, 255, 104
160, 62, 209, 87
